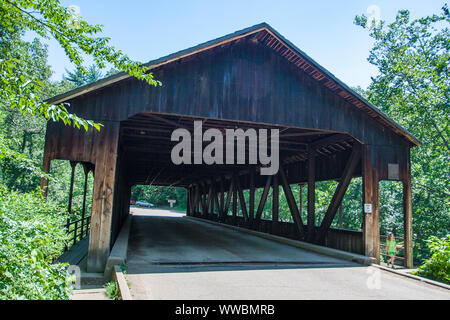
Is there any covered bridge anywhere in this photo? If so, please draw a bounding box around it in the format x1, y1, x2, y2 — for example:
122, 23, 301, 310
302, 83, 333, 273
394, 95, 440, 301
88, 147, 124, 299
42, 23, 419, 272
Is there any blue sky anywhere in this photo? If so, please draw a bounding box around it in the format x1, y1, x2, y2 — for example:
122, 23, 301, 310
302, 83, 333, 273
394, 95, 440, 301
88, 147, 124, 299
42, 0, 445, 89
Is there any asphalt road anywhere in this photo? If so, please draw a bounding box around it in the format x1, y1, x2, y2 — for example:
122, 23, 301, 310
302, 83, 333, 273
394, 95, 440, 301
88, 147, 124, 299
125, 208, 450, 300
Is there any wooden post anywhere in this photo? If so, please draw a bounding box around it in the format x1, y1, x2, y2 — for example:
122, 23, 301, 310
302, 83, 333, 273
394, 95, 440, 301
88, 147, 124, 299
278, 166, 306, 239
272, 174, 279, 233
68, 161, 77, 215
315, 146, 361, 243
403, 152, 413, 268
40, 126, 53, 198
186, 188, 191, 216
255, 175, 272, 221
219, 177, 224, 217
362, 145, 380, 263
235, 174, 249, 222
338, 204, 343, 229
87, 123, 120, 273
307, 150, 316, 242
80, 163, 90, 239
299, 183, 304, 222
223, 177, 234, 217
232, 181, 238, 223
249, 168, 255, 221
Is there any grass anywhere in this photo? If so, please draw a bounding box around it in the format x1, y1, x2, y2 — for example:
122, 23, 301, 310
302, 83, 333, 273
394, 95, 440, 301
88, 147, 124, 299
104, 281, 120, 300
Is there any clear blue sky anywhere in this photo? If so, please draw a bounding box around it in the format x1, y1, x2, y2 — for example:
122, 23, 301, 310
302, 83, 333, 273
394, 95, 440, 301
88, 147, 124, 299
43, 0, 445, 89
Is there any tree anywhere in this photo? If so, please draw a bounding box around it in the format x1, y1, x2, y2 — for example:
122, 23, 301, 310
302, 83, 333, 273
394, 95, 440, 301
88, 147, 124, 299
0, 0, 160, 143
355, 5, 450, 260
64, 64, 104, 87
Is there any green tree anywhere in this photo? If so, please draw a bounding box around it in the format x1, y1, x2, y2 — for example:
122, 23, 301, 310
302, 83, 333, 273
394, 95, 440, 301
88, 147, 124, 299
0, 0, 160, 152
355, 5, 450, 261
64, 64, 104, 87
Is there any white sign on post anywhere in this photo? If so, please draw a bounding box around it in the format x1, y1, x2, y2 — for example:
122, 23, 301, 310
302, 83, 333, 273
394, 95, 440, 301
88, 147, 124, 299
364, 203, 372, 214
168, 199, 176, 208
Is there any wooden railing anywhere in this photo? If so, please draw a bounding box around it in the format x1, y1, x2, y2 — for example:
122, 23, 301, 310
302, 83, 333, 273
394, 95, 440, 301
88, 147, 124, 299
380, 234, 405, 264
65, 216, 91, 251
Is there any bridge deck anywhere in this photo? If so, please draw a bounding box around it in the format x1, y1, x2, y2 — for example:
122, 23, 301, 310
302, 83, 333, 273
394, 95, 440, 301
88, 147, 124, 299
125, 208, 449, 300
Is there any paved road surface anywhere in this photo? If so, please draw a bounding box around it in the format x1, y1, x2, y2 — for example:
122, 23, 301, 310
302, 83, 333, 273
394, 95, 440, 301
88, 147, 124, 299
125, 208, 450, 300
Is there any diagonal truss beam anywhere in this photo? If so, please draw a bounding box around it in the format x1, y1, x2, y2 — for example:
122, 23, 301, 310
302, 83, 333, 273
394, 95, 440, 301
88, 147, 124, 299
278, 165, 306, 239
315, 144, 362, 243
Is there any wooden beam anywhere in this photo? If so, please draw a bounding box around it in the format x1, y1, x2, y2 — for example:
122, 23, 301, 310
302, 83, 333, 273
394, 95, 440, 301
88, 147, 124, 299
362, 144, 380, 263
235, 174, 249, 221
68, 161, 77, 215
403, 152, 413, 268
255, 175, 273, 221
307, 150, 316, 242
249, 168, 255, 221
87, 123, 120, 273
223, 177, 234, 217
232, 185, 238, 222
309, 133, 349, 151
272, 174, 279, 233
298, 183, 305, 222
315, 144, 362, 244
278, 166, 306, 239
219, 177, 224, 217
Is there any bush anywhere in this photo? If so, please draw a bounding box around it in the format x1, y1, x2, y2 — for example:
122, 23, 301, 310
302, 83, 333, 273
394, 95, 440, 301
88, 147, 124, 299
415, 235, 450, 285
0, 186, 72, 299
104, 281, 120, 300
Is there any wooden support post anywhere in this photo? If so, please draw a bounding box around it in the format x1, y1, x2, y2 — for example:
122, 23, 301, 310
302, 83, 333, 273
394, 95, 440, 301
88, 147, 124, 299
255, 175, 272, 221
87, 123, 120, 273
278, 166, 306, 239
235, 174, 248, 222
338, 204, 343, 229
213, 187, 220, 216
249, 168, 255, 221
186, 188, 191, 216
307, 150, 316, 242
80, 163, 90, 238
232, 183, 237, 223
219, 177, 224, 217
403, 152, 413, 268
207, 182, 213, 215
362, 144, 380, 263
315, 145, 361, 244
223, 177, 234, 216
40, 127, 53, 198
272, 174, 279, 233
68, 161, 77, 215
299, 183, 304, 222
195, 184, 200, 215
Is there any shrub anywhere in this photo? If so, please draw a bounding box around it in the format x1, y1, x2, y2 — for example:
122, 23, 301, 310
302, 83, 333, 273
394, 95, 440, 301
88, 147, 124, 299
104, 281, 120, 300
0, 186, 72, 299
414, 235, 450, 285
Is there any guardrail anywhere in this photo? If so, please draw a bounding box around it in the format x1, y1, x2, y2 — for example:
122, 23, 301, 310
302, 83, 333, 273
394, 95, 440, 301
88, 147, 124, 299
65, 215, 91, 251
380, 234, 405, 264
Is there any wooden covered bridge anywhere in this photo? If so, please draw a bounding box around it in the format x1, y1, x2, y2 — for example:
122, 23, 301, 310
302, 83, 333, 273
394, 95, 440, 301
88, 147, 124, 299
42, 23, 419, 273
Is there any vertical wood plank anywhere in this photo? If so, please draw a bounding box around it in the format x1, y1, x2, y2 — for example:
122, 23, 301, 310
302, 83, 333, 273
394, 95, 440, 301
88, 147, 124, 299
87, 123, 120, 273
362, 144, 380, 263
307, 151, 316, 242
403, 151, 413, 268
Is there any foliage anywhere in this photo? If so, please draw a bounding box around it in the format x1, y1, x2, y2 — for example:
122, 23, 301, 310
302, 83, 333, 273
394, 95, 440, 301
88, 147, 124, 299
415, 235, 450, 284
104, 281, 120, 300
355, 5, 450, 261
0, 0, 161, 156
0, 186, 72, 299
131, 185, 187, 210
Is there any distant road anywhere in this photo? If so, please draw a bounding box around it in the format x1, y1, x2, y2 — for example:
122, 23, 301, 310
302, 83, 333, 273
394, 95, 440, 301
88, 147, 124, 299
126, 208, 450, 300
